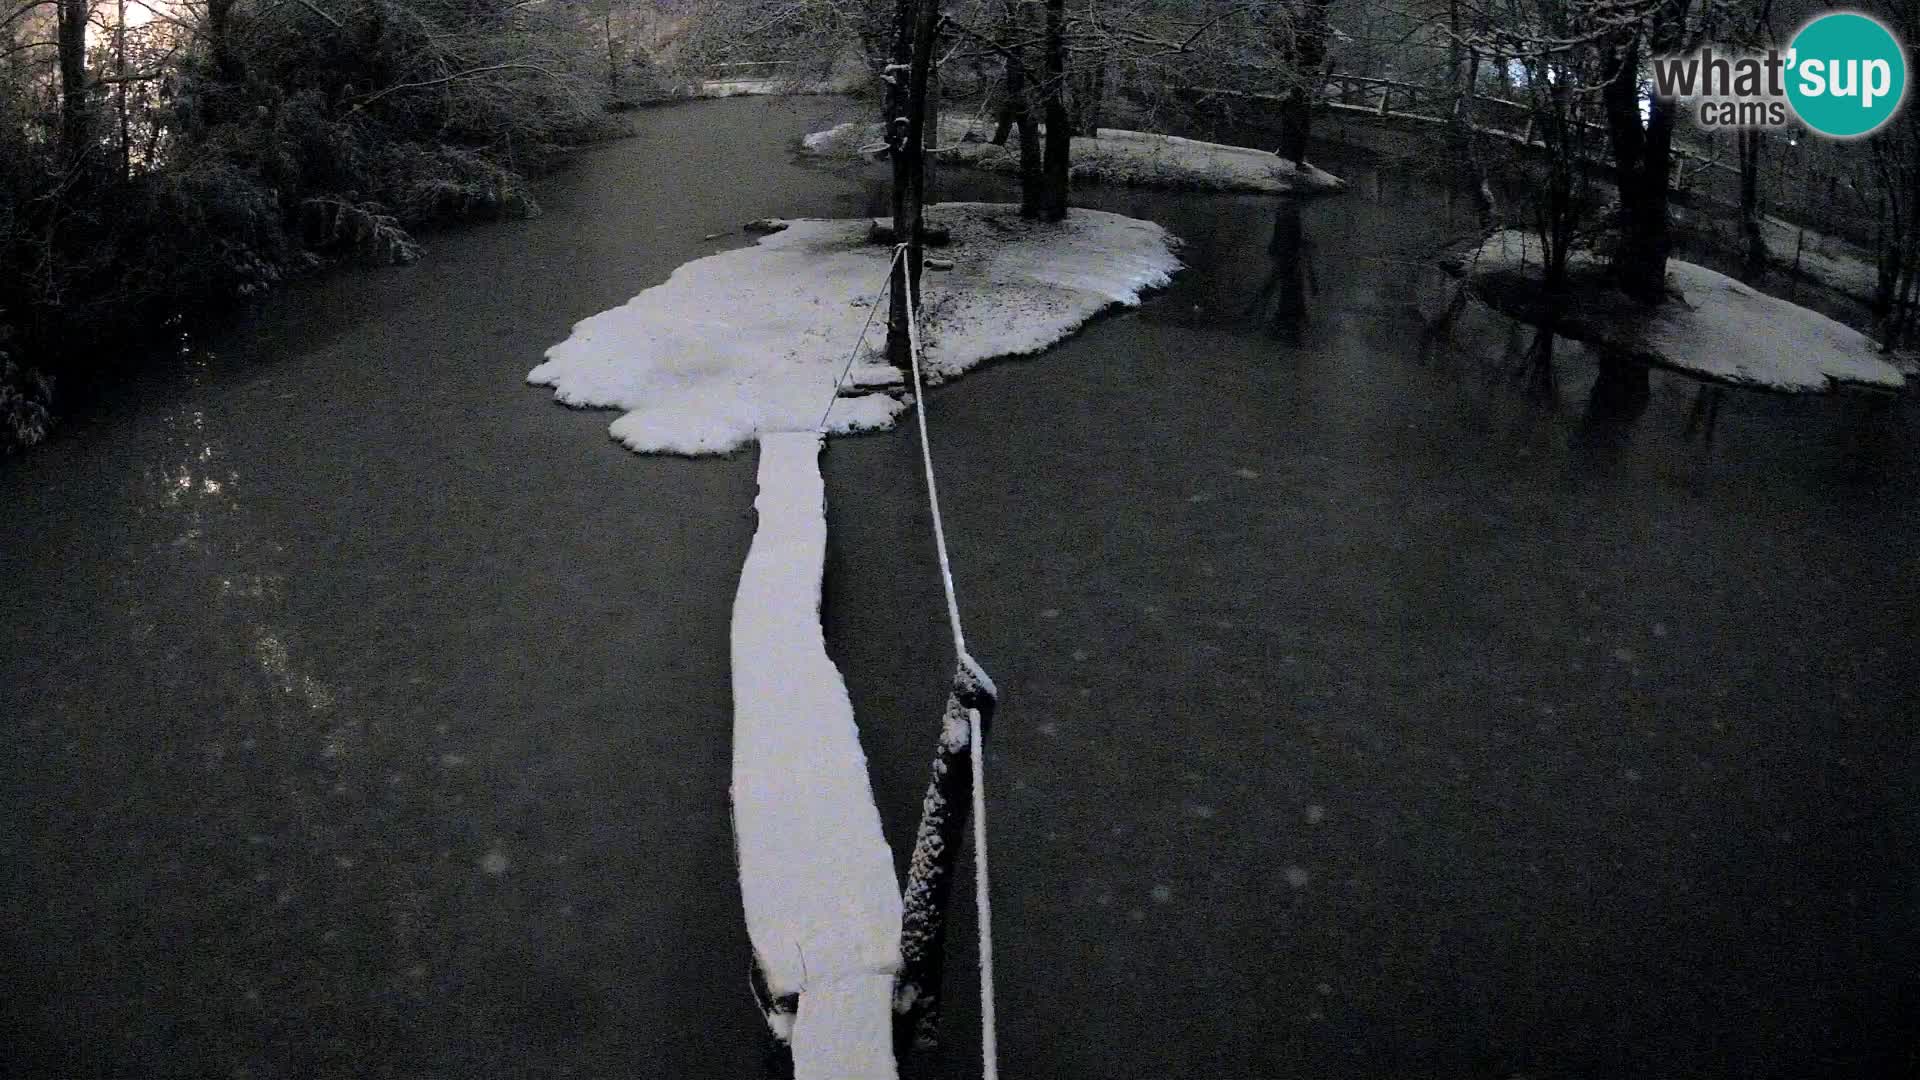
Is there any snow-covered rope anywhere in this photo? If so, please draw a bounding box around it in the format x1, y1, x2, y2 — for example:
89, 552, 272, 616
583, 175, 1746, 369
900, 246, 998, 1080
898, 248, 967, 659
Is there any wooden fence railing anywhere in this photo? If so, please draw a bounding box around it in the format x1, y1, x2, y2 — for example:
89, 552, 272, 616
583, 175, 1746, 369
1186, 74, 1739, 189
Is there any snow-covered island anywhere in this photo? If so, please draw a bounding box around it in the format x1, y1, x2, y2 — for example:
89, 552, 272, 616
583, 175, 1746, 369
528, 202, 1182, 454
1439, 230, 1908, 395
802, 118, 1346, 196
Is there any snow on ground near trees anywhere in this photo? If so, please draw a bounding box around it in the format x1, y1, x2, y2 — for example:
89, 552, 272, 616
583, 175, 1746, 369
527, 202, 1182, 454
1448, 230, 1907, 394
1758, 216, 1882, 303
802, 118, 1347, 196
694, 77, 852, 98
731, 432, 897, 1080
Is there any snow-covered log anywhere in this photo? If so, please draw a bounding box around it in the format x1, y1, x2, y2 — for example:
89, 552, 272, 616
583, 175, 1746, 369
731, 432, 901, 1080
894, 658, 998, 1058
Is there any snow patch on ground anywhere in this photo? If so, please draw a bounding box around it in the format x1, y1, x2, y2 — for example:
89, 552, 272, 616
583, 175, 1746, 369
802, 119, 1346, 195
1759, 216, 1880, 303
528, 202, 1182, 454
730, 432, 900, 1079
1446, 230, 1906, 394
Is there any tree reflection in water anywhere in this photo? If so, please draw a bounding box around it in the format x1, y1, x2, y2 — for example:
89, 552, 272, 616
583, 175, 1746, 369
1249, 201, 1315, 344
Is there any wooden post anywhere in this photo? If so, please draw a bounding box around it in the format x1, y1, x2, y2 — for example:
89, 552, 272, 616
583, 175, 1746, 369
894, 660, 998, 1061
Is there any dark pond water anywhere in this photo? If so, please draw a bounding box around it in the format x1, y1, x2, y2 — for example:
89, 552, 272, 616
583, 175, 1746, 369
3, 96, 1915, 1079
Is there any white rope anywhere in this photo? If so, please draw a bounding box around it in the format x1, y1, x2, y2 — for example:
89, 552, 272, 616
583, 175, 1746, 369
816, 246, 906, 433
899, 246, 968, 660
968, 702, 997, 1080
900, 245, 998, 1080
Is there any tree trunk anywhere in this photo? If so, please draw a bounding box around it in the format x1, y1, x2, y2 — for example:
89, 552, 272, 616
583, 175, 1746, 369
1600, 38, 1675, 305
1266, 204, 1309, 343
1867, 124, 1915, 347
207, 0, 244, 84
1038, 0, 1070, 220
1448, 0, 1463, 92
605, 7, 620, 100
924, 60, 940, 206
1274, 0, 1331, 167
991, 58, 1016, 145
998, 0, 1042, 214
1015, 62, 1042, 216
885, 0, 914, 124
1738, 128, 1766, 279
1076, 55, 1105, 137
886, 0, 940, 368
1589, 349, 1651, 420
885, 0, 916, 367
56, 0, 89, 164
115, 0, 130, 177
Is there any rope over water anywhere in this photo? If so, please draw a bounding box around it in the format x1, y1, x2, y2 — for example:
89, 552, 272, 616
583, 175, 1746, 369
900, 244, 998, 1080
810, 241, 1001, 1080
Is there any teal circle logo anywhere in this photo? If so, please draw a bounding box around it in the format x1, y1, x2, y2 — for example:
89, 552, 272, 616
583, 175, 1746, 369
1786, 12, 1908, 138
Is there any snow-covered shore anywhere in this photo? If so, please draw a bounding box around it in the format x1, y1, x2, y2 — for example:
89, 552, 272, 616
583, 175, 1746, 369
802, 118, 1346, 196
528, 202, 1182, 454
693, 77, 853, 98
1441, 230, 1907, 395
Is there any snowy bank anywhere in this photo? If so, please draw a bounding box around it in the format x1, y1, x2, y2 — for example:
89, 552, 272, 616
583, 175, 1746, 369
1758, 216, 1881, 304
693, 76, 854, 98
528, 202, 1182, 454
731, 432, 898, 1079
1441, 230, 1907, 395
802, 118, 1346, 196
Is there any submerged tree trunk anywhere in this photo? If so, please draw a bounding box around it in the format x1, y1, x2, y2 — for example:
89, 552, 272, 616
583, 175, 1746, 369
1588, 348, 1651, 420
1038, 0, 1070, 220
1265, 204, 1310, 343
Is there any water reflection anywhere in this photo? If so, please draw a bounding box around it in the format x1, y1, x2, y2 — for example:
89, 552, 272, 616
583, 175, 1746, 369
1250, 202, 1314, 343
135, 379, 346, 741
